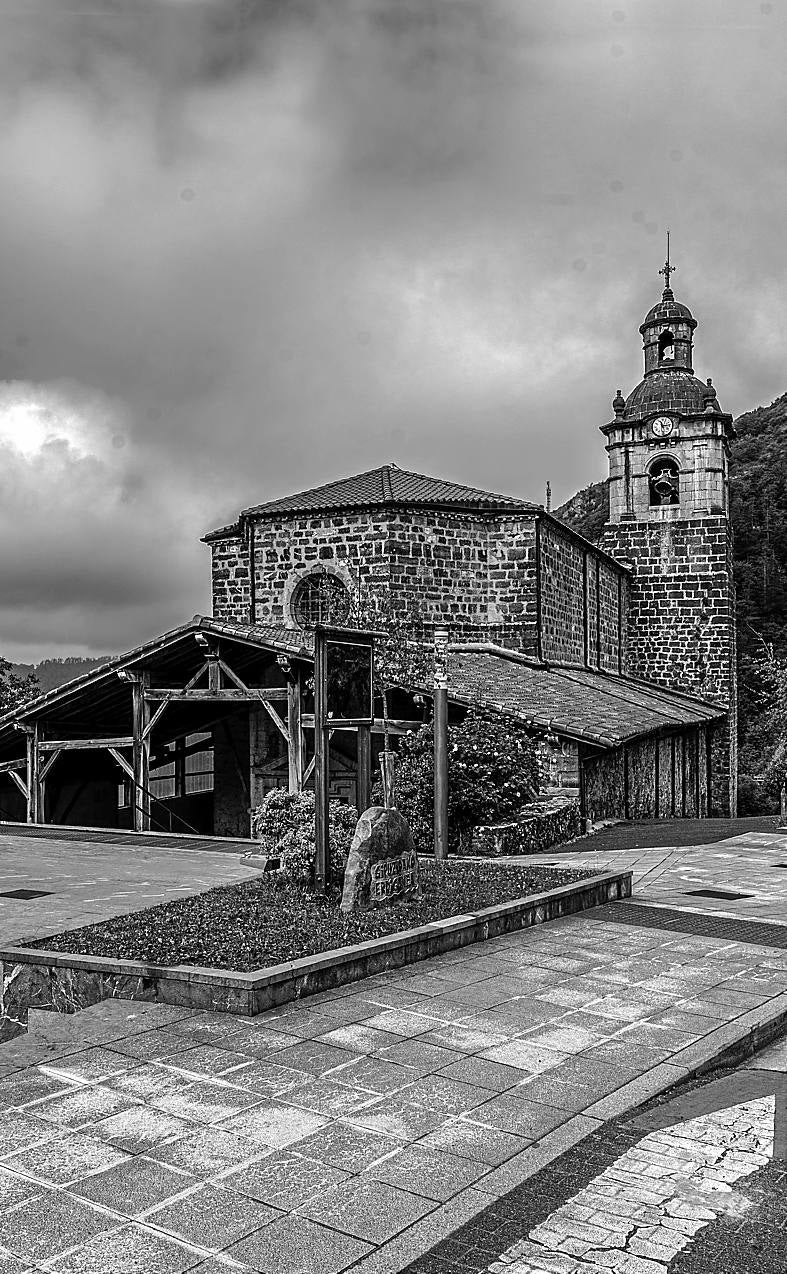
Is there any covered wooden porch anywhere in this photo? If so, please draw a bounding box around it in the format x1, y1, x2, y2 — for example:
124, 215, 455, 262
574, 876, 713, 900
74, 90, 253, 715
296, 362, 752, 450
0, 617, 423, 837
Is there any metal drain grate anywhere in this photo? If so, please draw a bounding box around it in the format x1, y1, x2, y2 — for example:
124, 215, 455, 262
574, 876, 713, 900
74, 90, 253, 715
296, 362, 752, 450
597, 902, 787, 949
0, 888, 52, 900
684, 888, 752, 900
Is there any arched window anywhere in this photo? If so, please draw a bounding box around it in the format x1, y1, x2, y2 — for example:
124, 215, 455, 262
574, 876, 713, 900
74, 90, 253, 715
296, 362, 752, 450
658, 330, 675, 361
648, 456, 680, 507
290, 570, 351, 628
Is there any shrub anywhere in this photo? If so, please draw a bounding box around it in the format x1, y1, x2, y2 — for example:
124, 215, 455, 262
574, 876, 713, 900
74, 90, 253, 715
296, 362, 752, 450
388, 710, 540, 853
251, 789, 359, 885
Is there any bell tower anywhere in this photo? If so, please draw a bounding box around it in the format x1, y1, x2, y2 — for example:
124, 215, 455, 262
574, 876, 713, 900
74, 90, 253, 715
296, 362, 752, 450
601, 246, 737, 815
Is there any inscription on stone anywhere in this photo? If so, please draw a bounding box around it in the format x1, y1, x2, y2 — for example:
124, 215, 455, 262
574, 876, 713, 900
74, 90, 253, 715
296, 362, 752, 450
340, 806, 421, 913
369, 848, 418, 903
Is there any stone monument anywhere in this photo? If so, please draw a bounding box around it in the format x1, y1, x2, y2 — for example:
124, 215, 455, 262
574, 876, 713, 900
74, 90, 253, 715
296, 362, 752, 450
340, 806, 421, 913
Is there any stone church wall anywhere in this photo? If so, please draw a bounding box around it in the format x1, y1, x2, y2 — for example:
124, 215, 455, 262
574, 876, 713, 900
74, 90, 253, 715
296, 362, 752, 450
210, 509, 542, 648
539, 518, 627, 671
602, 515, 735, 814
209, 510, 629, 668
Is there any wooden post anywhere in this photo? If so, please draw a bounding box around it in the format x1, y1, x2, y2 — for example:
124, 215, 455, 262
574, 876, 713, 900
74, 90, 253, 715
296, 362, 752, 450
174, 737, 186, 800
314, 643, 329, 894
357, 724, 371, 813
207, 653, 221, 693
26, 724, 41, 824
131, 673, 151, 831
433, 627, 449, 861
287, 675, 304, 794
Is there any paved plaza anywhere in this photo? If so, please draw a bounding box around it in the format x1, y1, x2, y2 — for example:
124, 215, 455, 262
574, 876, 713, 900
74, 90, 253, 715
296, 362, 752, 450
0, 826, 259, 947
0, 822, 787, 1271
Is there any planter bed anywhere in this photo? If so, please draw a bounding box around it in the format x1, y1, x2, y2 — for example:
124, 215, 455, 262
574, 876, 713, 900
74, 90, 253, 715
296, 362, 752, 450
0, 863, 632, 1041
27, 861, 592, 971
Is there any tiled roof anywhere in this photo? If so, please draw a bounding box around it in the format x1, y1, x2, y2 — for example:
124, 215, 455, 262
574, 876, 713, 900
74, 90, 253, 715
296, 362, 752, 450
0, 616, 312, 733
624, 370, 718, 419
214, 465, 536, 531
443, 647, 723, 748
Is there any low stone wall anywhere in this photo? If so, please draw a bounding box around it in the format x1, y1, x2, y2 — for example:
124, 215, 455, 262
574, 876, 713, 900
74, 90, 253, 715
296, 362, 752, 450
469, 794, 582, 856
0, 868, 631, 1041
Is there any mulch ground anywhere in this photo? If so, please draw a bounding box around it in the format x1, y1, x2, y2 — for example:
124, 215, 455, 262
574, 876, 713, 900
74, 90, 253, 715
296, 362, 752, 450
29, 860, 593, 972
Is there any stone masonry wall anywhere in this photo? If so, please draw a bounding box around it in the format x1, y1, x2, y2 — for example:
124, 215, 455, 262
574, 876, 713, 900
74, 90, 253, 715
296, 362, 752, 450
210, 510, 629, 670
601, 514, 736, 814
211, 509, 543, 650
539, 519, 627, 672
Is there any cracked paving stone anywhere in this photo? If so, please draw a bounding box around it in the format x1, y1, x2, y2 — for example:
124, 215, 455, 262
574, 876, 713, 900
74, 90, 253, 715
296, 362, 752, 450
219, 1099, 328, 1149
146, 1181, 276, 1250
2, 1131, 129, 1186
147, 1125, 267, 1178
299, 1176, 436, 1243
363, 1143, 488, 1200
221, 1148, 350, 1210
31, 1084, 139, 1129
227, 1213, 372, 1274
0, 1189, 116, 1264
71, 1155, 197, 1218
44, 1221, 202, 1274
293, 1121, 402, 1173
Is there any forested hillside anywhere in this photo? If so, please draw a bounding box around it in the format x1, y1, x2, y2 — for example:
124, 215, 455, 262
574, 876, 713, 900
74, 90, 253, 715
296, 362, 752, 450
10, 656, 112, 695
556, 392, 787, 812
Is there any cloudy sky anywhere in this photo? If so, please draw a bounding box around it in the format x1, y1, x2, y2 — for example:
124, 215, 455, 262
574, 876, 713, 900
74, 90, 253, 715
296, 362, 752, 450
0, 0, 785, 662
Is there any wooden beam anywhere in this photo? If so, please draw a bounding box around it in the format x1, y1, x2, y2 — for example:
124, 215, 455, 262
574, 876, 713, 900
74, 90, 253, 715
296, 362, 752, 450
39, 749, 62, 782
207, 653, 221, 693
184, 662, 208, 691
8, 769, 28, 800
287, 676, 304, 794
144, 688, 287, 702
0, 757, 26, 775
303, 730, 335, 785
108, 747, 134, 782
39, 736, 134, 752
218, 659, 250, 693
301, 715, 420, 734
259, 700, 290, 746
143, 699, 170, 741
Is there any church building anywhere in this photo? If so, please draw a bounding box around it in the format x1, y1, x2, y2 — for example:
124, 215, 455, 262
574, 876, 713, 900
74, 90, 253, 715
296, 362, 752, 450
0, 265, 737, 836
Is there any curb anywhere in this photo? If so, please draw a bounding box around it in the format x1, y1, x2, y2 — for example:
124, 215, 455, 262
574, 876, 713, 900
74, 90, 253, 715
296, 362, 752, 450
0, 869, 631, 1032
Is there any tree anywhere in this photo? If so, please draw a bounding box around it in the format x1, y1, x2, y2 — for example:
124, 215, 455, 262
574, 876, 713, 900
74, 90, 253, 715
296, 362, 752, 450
0, 658, 39, 714
350, 584, 433, 803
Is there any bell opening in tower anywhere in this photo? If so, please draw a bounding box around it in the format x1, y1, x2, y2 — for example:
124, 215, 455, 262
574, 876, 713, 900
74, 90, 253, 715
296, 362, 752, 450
658, 330, 675, 361
648, 456, 680, 506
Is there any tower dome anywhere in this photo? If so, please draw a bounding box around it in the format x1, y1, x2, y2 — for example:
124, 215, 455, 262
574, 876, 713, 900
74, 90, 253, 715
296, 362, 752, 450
616, 241, 722, 422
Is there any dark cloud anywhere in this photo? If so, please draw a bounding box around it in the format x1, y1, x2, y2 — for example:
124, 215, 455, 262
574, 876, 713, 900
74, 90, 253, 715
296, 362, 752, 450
0, 0, 785, 660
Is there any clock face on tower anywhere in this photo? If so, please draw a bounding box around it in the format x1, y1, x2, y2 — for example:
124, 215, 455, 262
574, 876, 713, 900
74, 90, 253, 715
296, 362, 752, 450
651, 415, 674, 438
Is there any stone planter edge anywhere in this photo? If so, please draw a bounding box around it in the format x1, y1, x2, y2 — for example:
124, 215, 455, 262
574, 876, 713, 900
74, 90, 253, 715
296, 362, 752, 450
0, 868, 632, 1030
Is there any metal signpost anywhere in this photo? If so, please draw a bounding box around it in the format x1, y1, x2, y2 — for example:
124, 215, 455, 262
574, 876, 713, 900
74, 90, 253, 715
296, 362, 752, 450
433, 627, 449, 861
313, 626, 375, 894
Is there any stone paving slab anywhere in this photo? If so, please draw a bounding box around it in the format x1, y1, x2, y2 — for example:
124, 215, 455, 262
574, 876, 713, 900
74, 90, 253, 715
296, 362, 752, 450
1, 903, 787, 1271
529, 831, 787, 925
0, 829, 259, 947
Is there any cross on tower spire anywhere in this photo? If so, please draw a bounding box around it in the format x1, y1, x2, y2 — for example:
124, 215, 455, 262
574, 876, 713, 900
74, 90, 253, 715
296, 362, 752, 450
659, 230, 675, 294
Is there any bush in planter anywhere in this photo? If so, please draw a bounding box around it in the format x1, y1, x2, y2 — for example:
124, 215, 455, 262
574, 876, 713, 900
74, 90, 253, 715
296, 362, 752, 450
384, 710, 540, 853
251, 789, 359, 885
